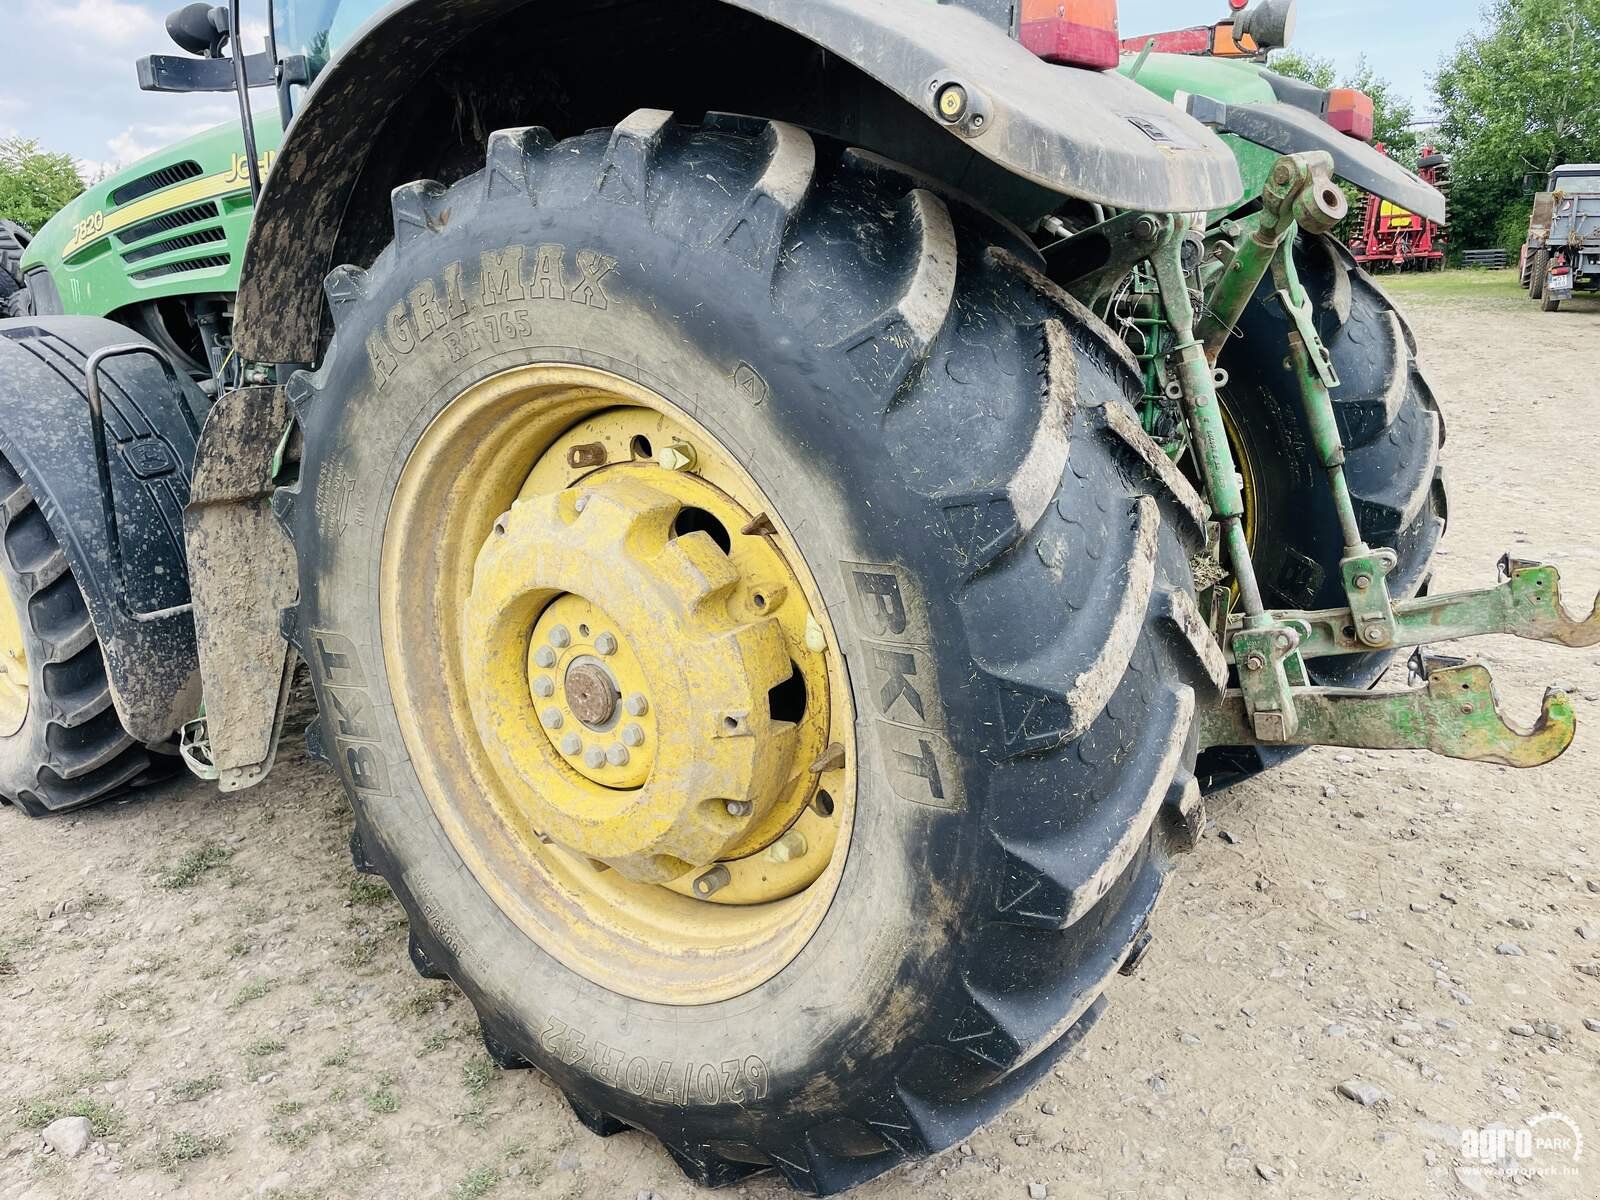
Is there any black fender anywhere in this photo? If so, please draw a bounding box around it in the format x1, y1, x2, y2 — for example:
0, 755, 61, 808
236, 0, 1241, 362
1186, 87, 1446, 225
0, 316, 206, 743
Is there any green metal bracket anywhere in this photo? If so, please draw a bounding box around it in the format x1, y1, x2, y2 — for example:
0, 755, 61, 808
1200, 662, 1576, 769
1229, 557, 1600, 661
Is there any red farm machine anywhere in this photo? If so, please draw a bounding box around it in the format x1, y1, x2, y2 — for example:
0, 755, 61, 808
1349, 145, 1450, 270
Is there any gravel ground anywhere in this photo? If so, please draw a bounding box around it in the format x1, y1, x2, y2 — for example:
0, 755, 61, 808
3, 271, 1598, 1200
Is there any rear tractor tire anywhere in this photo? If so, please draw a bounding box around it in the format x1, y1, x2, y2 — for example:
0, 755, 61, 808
1530, 248, 1549, 300
285, 113, 1223, 1193
1199, 233, 1447, 792
0, 453, 171, 815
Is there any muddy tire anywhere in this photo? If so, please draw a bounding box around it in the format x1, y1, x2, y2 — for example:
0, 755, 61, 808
0, 452, 170, 815
284, 114, 1221, 1193
1202, 232, 1447, 792
1530, 248, 1549, 300
0, 221, 31, 318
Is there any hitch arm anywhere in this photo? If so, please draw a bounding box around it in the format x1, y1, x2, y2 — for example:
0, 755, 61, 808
1228, 559, 1600, 660
1199, 663, 1576, 768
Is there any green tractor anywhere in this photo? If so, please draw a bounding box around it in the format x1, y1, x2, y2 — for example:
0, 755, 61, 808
2, 0, 1594, 1191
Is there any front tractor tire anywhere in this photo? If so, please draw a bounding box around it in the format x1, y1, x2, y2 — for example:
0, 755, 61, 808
0, 454, 170, 814
285, 113, 1222, 1191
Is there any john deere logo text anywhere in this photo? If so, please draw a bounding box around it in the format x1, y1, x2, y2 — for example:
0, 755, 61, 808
365, 244, 618, 386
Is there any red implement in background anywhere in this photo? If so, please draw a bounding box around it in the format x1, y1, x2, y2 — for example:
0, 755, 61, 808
1348, 144, 1450, 271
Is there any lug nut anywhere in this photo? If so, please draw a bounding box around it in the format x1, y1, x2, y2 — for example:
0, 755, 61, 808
693, 865, 731, 897
549, 624, 572, 648
725, 799, 752, 817
594, 632, 618, 656
766, 831, 808, 864
533, 645, 557, 668
621, 723, 645, 747
606, 743, 629, 766
584, 747, 606, 769
532, 675, 555, 698
560, 733, 582, 756
624, 693, 649, 717
540, 707, 564, 730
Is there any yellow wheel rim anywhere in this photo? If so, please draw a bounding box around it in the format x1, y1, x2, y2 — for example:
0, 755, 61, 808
381, 365, 854, 1003
0, 582, 28, 738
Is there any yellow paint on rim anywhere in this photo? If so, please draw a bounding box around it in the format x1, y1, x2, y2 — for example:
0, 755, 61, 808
381, 365, 854, 1004
0, 582, 28, 738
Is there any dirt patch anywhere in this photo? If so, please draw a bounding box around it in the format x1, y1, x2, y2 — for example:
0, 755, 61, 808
3, 273, 1598, 1200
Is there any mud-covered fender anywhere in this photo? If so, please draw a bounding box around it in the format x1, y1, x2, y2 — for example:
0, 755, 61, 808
0, 316, 205, 742
236, 0, 1242, 362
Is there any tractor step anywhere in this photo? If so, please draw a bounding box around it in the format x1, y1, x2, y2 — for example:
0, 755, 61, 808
1199, 660, 1576, 768
1224, 555, 1600, 660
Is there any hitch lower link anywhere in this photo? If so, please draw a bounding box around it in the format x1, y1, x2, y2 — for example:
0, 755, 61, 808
1147, 153, 1598, 769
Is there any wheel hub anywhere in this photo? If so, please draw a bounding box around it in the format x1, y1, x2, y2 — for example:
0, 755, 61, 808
0, 583, 28, 738
463, 471, 805, 883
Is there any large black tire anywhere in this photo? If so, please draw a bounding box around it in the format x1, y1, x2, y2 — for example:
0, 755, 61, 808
1530, 247, 1549, 300
1201, 233, 1447, 792
284, 114, 1222, 1193
0, 221, 31, 317
0, 453, 170, 815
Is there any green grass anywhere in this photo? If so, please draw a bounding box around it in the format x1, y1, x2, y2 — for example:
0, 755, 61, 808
19, 1100, 120, 1139
453, 1166, 500, 1199
348, 878, 394, 907
154, 1130, 228, 1170
461, 1056, 496, 1097
172, 1073, 223, 1102
18, 1095, 124, 1137
152, 844, 234, 890
364, 1085, 399, 1114
321, 1043, 354, 1068
229, 979, 275, 1008
244, 1038, 287, 1058
1379, 267, 1526, 303
270, 1116, 330, 1150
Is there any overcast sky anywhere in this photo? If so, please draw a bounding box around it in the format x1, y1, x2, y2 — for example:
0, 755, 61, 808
2, 0, 1484, 176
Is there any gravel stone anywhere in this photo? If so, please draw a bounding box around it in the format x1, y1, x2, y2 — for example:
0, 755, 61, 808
41, 1116, 92, 1158
1337, 1079, 1389, 1107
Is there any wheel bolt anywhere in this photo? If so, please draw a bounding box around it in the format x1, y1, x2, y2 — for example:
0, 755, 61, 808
725, 799, 752, 817
533, 646, 557, 668
584, 747, 606, 769
594, 632, 618, 656
549, 624, 572, 648
606, 743, 629, 766
560, 733, 582, 756
693, 865, 731, 897
624, 693, 649, 716
621, 723, 644, 747
767, 831, 808, 864
532, 675, 555, 698
541, 707, 564, 730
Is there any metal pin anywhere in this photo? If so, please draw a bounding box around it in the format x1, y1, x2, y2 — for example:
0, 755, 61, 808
724, 799, 752, 817
693, 865, 731, 897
